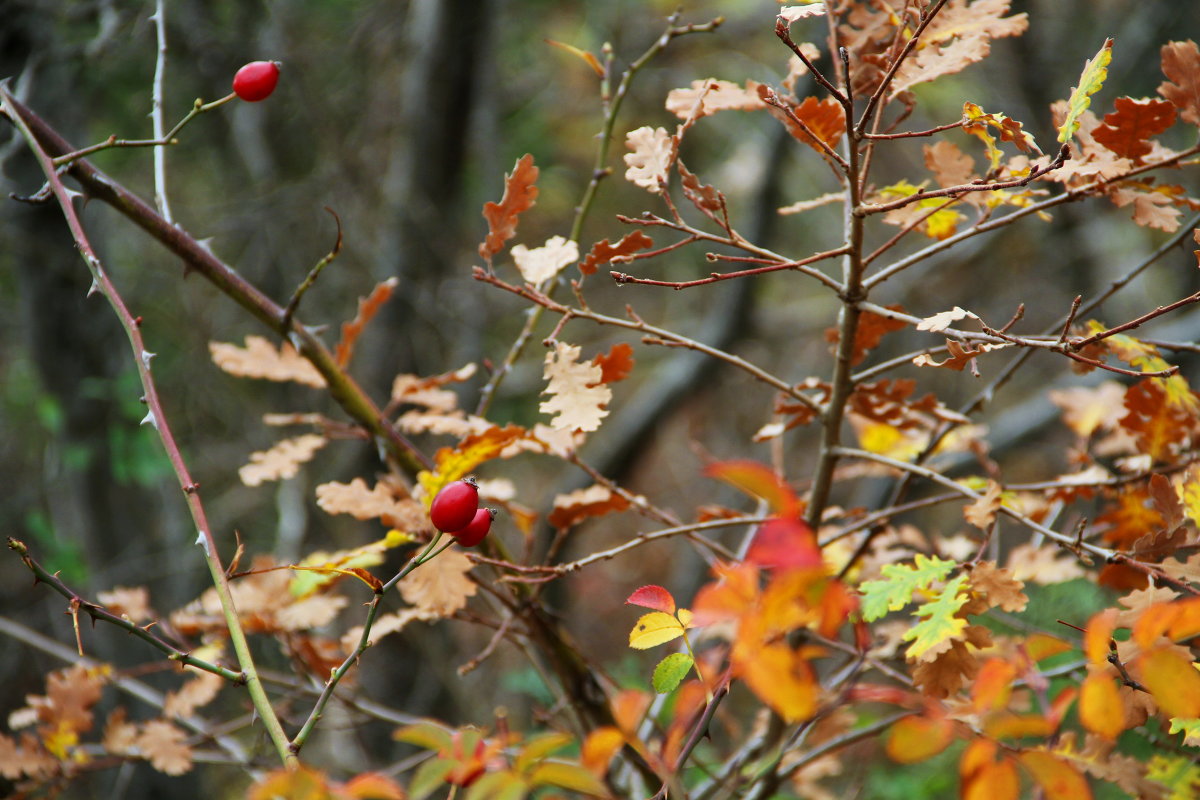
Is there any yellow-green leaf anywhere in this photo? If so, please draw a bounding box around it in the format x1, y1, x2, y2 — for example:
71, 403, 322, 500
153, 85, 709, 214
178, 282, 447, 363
860, 554, 958, 621
515, 732, 572, 774
1058, 38, 1114, 143
652, 652, 694, 694
629, 612, 686, 649
903, 573, 969, 661
528, 761, 609, 796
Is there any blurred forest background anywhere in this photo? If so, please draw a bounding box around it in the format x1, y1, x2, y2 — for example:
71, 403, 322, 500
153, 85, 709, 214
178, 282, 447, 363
0, 0, 1198, 796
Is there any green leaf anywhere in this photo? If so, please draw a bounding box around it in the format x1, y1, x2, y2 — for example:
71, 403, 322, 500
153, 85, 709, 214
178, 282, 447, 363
1058, 38, 1114, 143
465, 771, 528, 800
528, 761, 609, 796
903, 574, 969, 661
629, 611, 687, 649
652, 652, 694, 694
859, 554, 958, 621
1146, 754, 1200, 800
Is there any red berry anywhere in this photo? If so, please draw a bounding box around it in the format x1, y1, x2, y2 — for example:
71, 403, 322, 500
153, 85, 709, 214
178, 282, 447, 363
232, 61, 280, 102
429, 478, 479, 533
451, 508, 495, 548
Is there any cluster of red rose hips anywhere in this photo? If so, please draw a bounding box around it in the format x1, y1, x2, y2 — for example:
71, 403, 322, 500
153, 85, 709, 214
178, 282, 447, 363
429, 477, 495, 547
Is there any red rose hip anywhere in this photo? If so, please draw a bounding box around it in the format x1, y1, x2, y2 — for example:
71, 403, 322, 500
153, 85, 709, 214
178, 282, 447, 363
429, 477, 479, 533
452, 508, 495, 548
232, 61, 280, 102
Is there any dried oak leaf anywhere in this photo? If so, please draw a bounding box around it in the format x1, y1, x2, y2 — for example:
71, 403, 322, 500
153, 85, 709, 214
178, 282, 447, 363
825, 304, 907, 366
479, 154, 538, 260
755, 86, 845, 154
964, 480, 1003, 530
1093, 96, 1177, 163
315, 478, 408, 521
911, 639, 980, 698
341, 607, 437, 654
1049, 381, 1127, 438
890, 0, 1028, 96
624, 126, 674, 193
1158, 40, 1200, 126
96, 586, 153, 623
968, 561, 1028, 612
399, 549, 476, 617
1006, 543, 1086, 584
665, 79, 764, 119
540, 341, 611, 433
678, 161, 725, 215
548, 485, 633, 530
592, 342, 635, 384
579, 231, 653, 276
137, 719, 192, 775
163, 671, 223, 719
209, 335, 325, 387
390, 363, 476, 409
512, 235, 579, 284
336, 277, 399, 367
239, 434, 327, 487
0, 733, 55, 780
101, 707, 138, 755
1108, 184, 1184, 232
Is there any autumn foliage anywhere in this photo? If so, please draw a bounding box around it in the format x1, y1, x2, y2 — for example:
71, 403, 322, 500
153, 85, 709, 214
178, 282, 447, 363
6, 1, 1200, 798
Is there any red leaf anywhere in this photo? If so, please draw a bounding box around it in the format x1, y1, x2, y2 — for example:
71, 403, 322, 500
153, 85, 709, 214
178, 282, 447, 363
592, 343, 635, 384
579, 231, 654, 276
478, 154, 539, 260
745, 517, 822, 571
626, 585, 676, 614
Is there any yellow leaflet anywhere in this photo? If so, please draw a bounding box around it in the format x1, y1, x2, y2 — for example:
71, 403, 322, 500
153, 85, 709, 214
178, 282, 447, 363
1058, 38, 1113, 143
629, 611, 688, 649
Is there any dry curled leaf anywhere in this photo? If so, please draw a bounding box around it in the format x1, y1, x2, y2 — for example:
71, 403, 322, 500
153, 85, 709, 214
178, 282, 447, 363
664, 79, 764, 120
163, 671, 223, 719
479, 154, 539, 260
336, 277, 399, 367
209, 335, 325, 388
579, 231, 654, 276
624, 126, 674, 193
964, 479, 1002, 530
239, 434, 327, 487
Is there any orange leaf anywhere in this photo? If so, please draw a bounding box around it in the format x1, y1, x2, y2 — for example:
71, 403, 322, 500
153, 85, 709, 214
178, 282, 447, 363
825, 304, 907, 366
972, 658, 1017, 713
1079, 673, 1125, 740
1168, 596, 1200, 640
745, 517, 822, 571
579, 231, 654, 276
757, 88, 845, 154
626, 585, 676, 614
704, 460, 800, 516
249, 765, 332, 800
884, 714, 955, 763
691, 562, 760, 625
581, 727, 625, 776
736, 640, 818, 722
964, 756, 1020, 800
1083, 608, 1118, 664
1134, 645, 1200, 718
479, 154, 539, 260
610, 689, 651, 735
1158, 40, 1200, 126
336, 278, 398, 367
544, 39, 604, 77
1018, 751, 1092, 800
1093, 96, 1177, 162
340, 772, 406, 800
592, 342, 635, 383
420, 424, 527, 500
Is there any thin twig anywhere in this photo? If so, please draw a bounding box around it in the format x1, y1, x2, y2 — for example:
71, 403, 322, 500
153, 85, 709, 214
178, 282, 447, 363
611, 245, 847, 290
